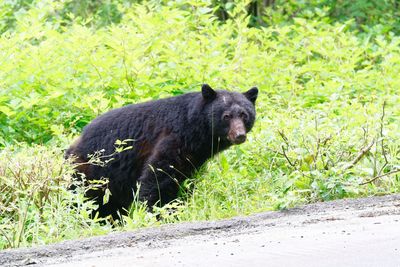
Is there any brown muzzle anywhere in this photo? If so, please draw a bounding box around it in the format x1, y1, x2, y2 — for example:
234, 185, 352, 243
228, 119, 247, 144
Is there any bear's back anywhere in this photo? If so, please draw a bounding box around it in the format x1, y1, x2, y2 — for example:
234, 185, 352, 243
68, 92, 201, 160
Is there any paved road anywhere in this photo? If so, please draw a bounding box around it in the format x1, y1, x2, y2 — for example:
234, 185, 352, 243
1, 194, 400, 266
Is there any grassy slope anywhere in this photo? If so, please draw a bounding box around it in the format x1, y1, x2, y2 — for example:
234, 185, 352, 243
0, 2, 399, 249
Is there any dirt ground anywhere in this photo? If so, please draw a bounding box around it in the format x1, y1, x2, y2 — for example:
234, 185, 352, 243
1, 194, 400, 267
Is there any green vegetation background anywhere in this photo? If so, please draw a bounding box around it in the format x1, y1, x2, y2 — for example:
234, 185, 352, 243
0, 0, 399, 249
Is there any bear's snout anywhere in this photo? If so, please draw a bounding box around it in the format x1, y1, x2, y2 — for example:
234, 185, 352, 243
228, 119, 247, 144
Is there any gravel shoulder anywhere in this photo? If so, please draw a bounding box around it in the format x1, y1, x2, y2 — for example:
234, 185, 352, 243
1, 194, 400, 267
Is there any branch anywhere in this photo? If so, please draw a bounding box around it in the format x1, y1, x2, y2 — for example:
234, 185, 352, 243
359, 169, 400, 185
343, 139, 375, 171
281, 145, 295, 167
378, 101, 388, 175
277, 130, 295, 167
277, 130, 289, 145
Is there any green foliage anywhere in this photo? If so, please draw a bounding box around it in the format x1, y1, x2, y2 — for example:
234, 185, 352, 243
262, 0, 400, 35
1, 0, 400, 250
0, 146, 113, 249
0, 0, 126, 33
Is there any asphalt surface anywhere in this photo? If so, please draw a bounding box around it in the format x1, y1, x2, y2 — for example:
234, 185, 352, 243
1, 194, 400, 267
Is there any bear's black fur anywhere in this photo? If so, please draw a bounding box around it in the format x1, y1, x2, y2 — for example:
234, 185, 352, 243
66, 84, 258, 219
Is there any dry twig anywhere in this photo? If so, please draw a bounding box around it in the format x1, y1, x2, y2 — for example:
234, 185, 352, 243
277, 130, 296, 167
359, 169, 400, 185
378, 101, 388, 175
343, 139, 375, 171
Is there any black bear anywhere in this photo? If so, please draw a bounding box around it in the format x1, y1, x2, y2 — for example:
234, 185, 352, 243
66, 84, 258, 219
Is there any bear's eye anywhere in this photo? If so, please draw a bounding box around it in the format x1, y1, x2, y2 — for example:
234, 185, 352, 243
223, 114, 232, 121
240, 112, 248, 120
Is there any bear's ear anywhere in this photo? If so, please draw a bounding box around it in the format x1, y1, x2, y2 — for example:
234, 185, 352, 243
243, 87, 258, 104
202, 84, 217, 100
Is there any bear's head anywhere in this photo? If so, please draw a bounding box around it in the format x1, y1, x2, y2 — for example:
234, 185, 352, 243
201, 84, 258, 145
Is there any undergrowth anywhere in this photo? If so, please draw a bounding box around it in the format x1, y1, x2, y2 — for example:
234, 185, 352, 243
1, 1, 400, 249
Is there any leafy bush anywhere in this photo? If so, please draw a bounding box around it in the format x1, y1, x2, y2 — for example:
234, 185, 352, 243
262, 0, 400, 33
0, 1, 400, 249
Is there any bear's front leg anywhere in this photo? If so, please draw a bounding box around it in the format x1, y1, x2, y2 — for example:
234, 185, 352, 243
137, 136, 191, 209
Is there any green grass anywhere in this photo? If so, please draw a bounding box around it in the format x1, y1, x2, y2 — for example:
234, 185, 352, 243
1, 1, 400, 250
